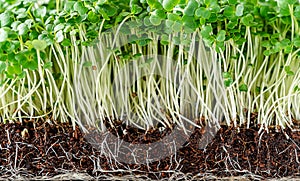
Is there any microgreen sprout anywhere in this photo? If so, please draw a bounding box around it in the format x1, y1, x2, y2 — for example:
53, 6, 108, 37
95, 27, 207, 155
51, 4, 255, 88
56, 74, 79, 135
0, 0, 299, 135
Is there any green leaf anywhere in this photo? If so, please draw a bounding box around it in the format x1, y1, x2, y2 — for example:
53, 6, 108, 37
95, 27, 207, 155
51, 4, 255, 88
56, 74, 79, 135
0, 54, 7, 61
261, 41, 272, 48
53, 73, 63, 80
98, 9, 110, 20
0, 28, 8, 42
11, 21, 21, 31
184, 0, 198, 16
172, 22, 182, 32
199, 17, 206, 25
263, 50, 271, 56
147, 0, 156, 7
284, 0, 298, 4
119, 25, 131, 34
161, 34, 169, 45
259, 32, 270, 38
120, 12, 131, 17
61, 39, 72, 46
281, 16, 291, 25
284, 45, 293, 54
32, 40, 48, 50
165, 19, 172, 27
17, 71, 26, 79
64, 1, 76, 12
255, 86, 261, 93
154, 9, 166, 19
7, 53, 17, 64
224, 79, 233, 87
166, 13, 181, 29
0, 12, 12, 27
116, 12, 130, 23
236, 4, 244, 17
38, 34, 54, 45
241, 14, 254, 26
239, 84, 248, 92
74, 2, 88, 16
133, 53, 142, 59
33, 6, 47, 18
7, 64, 22, 75
209, 3, 221, 13
29, 30, 39, 40
259, 6, 269, 18
280, 38, 291, 47
4, 42, 18, 54
284, 66, 295, 76
293, 37, 300, 47
64, 25, 72, 33
0, 61, 6, 74
216, 30, 226, 42
6, 65, 14, 75
223, 5, 235, 19
101, 4, 118, 17
276, 0, 292, 16
97, 0, 106, 5
195, 7, 211, 19
128, 36, 138, 44
17, 23, 29, 35
23, 60, 38, 71
168, 13, 181, 21
227, 20, 238, 29
16, 8, 27, 19
270, 37, 278, 45
162, 0, 180, 11
144, 16, 152, 26
87, 11, 100, 23
216, 41, 225, 52
45, 24, 53, 32
15, 52, 27, 65
82, 40, 93, 46
207, 13, 218, 22
294, 6, 300, 19
223, 72, 231, 79
182, 15, 197, 32
55, 30, 64, 43
228, 0, 237, 5
131, 4, 143, 14
44, 62, 53, 69
54, 23, 64, 32
148, 0, 163, 9
149, 14, 162, 25
25, 19, 34, 29
201, 25, 212, 38
137, 38, 152, 46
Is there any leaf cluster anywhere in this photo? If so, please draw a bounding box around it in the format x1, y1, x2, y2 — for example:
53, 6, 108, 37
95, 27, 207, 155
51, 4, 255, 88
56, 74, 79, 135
0, 0, 300, 78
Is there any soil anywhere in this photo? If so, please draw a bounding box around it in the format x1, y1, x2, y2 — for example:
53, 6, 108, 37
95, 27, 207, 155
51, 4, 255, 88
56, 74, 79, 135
0, 117, 299, 180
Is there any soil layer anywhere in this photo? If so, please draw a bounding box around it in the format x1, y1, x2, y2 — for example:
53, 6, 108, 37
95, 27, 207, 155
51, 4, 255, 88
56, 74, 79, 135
0, 118, 299, 179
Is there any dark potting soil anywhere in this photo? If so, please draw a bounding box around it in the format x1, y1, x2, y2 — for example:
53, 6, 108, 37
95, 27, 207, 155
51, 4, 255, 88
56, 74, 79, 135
0, 117, 299, 179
